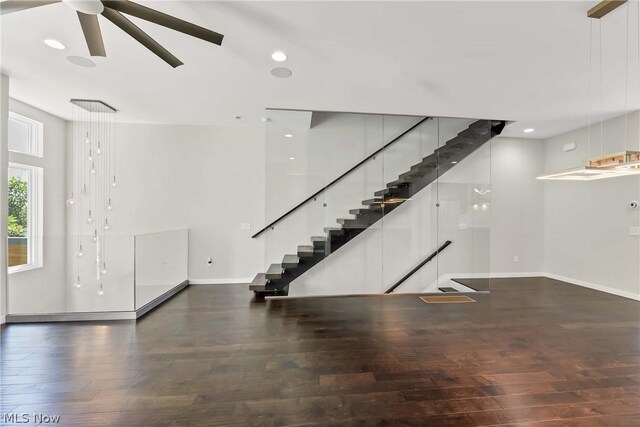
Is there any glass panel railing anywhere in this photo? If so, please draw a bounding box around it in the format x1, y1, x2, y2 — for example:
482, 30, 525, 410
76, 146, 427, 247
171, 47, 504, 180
436, 118, 493, 293
134, 229, 188, 309
259, 109, 498, 298
6, 230, 189, 315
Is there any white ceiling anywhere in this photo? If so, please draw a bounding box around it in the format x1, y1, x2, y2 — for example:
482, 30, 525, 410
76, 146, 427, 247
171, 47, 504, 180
1, 1, 639, 139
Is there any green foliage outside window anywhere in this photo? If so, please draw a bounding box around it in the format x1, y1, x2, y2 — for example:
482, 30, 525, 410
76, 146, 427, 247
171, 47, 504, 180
8, 176, 28, 238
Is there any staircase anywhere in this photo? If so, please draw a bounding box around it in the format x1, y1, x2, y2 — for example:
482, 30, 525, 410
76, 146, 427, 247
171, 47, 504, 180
251, 119, 506, 296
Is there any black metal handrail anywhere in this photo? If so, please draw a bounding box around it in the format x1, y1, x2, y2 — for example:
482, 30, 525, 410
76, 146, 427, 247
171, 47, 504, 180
252, 116, 430, 238
385, 240, 452, 294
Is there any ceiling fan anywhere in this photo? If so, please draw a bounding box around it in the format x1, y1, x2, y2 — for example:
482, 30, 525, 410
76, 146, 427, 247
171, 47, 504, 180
0, 0, 224, 67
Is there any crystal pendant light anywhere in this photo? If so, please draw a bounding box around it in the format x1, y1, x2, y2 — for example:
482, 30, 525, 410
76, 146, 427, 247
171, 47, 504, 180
76, 244, 84, 258
73, 276, 82, 289
71, 99, 118, 298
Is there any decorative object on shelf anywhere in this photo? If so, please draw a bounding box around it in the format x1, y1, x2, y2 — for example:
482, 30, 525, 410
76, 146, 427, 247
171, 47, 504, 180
68, 99, 117, 295
0, 0, 223, 67
537, 0, 640, 181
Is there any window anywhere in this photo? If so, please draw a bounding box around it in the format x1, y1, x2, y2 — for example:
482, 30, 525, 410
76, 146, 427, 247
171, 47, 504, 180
8, 112, 43, 157
7, 112, 43, 273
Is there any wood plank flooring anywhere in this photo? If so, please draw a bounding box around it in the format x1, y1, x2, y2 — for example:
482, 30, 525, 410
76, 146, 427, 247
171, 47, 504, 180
1, 277, 639, 426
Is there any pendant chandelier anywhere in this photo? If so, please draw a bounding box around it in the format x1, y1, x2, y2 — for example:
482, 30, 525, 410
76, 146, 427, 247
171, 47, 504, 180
67, 99, 117, 296
537, 0, 640, 181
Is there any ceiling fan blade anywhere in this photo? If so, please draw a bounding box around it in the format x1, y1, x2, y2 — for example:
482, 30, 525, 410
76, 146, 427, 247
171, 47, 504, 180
77, 11, 106, 57
101, 0, 223, 46
101, 7, 183, 68
0, 0, 60, 15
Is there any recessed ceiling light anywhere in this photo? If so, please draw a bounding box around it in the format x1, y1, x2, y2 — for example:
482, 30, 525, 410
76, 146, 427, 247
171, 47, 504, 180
524, 128, 535, 133
67, 56, 95, 68
271, 51, 287, 62
284, 134, 293, 138
261, 117, 270, 122
451, 161, 458, 164
289, 157, 295, 160
271, 67, 292, 78
44, 39, 66, 50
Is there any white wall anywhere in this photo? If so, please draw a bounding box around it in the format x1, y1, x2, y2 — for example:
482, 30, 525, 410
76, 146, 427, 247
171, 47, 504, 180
8, 98, 67, 314
543, 112, 640, 299
114, 123, 265, 284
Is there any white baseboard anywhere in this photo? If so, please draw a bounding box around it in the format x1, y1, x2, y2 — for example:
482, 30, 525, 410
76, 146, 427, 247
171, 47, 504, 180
189, 278, 252, 285
545, 272, 640, 301
0, 314, 6, 325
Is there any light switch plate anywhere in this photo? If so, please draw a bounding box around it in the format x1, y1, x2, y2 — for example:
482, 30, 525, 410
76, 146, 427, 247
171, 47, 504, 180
240, 223, 251, 231
629, 226, 640, 236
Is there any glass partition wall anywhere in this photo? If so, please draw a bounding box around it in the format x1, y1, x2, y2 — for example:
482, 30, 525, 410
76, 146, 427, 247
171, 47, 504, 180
262, 109, 492, 297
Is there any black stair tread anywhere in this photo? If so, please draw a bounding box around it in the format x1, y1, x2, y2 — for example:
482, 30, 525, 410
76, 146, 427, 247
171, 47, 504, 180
297, 245, 314, 257
340, 220, 368, 228
282, 254, 299, 268
324, 227, 344, 234
386, 179, 407, 188
311, 236, 327, 244
438, 287, 459, 293
362, 198, 382, 205
265, 263, 283, 279
249, 273, 268, 291
337, 218, 355, 224
373, 188, 393, 197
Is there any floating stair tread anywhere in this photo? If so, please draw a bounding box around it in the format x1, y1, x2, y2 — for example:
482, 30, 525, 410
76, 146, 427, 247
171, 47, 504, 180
324, 227, 344, 234
311, 236, 327, 244
386, 179, 407, 188
265, 263, 283, 279
373, 188, 392, 197
282, 254, 299, 268
438, 287, 459, 293
297, 245, 314, 257
362, 198, 382, 205
337, 218, 355, 224
249, 273, 268, 291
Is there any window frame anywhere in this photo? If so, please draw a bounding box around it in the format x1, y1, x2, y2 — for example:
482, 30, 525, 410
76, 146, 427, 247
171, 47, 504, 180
7, 110, 45, 274
8, 112, 43, 158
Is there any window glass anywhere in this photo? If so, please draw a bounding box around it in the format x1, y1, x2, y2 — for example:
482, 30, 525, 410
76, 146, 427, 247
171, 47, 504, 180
8, 166, 31, 268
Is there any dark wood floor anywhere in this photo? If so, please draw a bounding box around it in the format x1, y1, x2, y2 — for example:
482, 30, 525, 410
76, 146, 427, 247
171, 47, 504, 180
1, 278, 639, 426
